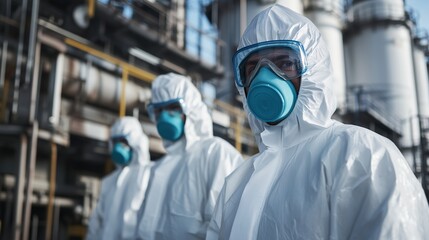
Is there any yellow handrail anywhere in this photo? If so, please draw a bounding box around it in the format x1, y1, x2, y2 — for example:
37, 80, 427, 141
64, 38, 156, 83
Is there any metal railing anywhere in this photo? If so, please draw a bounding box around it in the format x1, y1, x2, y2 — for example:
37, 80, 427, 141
347, 0, 406, 23
347, 92, 403, 133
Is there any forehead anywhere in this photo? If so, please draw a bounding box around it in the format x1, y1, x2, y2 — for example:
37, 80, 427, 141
244, 47, 295, 64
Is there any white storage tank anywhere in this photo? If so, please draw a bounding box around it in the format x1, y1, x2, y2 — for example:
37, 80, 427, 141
303, 0, 346, 112
412, 32, 429, 118
345, 0, 419, 167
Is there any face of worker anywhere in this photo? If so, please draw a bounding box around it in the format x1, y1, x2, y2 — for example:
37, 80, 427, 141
153, 101, 186, 142
242, 51, 302, 96
242, 51, 302, 125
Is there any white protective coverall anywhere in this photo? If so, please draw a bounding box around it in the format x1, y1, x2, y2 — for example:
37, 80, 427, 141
137, 73, 243, 240
207, 5, 429, 240
86, 117, 151, 240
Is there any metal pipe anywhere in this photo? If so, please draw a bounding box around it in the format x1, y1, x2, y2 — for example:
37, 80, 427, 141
37, 31, 67, 53
24, 0, 39, 86
50, 54, 64, 126
239, 0, 247, 36
119, 69, 128, 117
29, 41, 41, 123
4, 186, 14, 239
38, 19, 91, 45
88, 0, 95, 18
13, 134, 28, 240
0, 76, 10, 121
409, 116, 417, 173
235, 117, 242, 152
45, 142, 57, 240
52, 205, 60, 239
62, 56, 150, 111
30, 215, 38, 240
11, 0, 29, 120
22, 121, 39, 240
64, 38, 156, 83
0, 42, 8, 98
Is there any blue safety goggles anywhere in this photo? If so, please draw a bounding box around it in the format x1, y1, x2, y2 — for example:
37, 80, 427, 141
146, 98, 186, 122
233, 40, 308, 88
110, 134, 130, 145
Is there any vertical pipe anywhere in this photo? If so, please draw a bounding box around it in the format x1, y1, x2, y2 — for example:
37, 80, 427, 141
14, 134, 27, 240
240, 0, 247, 36
235, 118, 242, 153
24, 0, 39, 86
119, 69, 128, 117
52, 205, 60, 240
88, 0, 95, 18
30, 215, 38, 240
4, 188, 13, 239
45, 142, 57, 240
409, 116, 417, 173
420, 117, 429, 195
50, 54, 64, 126
0, 42, 8, 93
0, 0, 11, 90
29, 41, 41, 123
11, 0, 29, 119
22, 121, 39, 240
176, 0, 185, 49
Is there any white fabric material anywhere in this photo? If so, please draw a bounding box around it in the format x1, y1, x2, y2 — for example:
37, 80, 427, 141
207, 5, 429, 240
86, 117, 152, 240
138, 73, 243, 240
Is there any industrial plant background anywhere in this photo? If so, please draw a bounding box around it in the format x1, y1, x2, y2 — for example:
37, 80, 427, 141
0, 0, 428, 239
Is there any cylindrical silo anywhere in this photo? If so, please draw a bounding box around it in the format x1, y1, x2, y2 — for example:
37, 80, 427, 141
344, 0, 419, 167
303, 0, 346, 112
412, 32, 429, 118
411, 30, 429, 179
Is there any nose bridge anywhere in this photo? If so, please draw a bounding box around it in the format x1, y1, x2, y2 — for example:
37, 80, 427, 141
257, 57, 273, 68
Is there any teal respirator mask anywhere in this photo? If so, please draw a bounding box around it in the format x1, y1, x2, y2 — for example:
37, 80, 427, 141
147, 98, 186, 142
233, 40, 308, 123
110, 137, 133, 165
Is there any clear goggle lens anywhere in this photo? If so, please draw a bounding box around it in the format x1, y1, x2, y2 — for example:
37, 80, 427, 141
147, 98, 186, 122
233, 40, 308, 87
110, 135, 130, 146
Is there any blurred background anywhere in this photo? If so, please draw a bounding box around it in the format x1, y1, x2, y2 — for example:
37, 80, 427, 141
0, 0, 428, 239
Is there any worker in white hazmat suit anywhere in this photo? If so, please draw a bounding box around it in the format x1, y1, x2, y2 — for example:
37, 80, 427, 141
137, 73, 243, 240
86, 117, 151, 240
207, 4, 429, 240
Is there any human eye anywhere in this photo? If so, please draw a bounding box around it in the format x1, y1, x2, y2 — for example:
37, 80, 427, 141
278, 59, 296, 71
245, 64, 256, 78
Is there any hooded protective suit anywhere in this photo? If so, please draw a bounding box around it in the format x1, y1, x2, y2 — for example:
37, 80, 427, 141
137, 73, 243, 240
86, 117, 151, 240
207, 5, 429, 240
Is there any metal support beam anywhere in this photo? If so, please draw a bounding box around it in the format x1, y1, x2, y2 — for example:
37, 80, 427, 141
13, 134, 27, 240
45, 142, 57, 240
119, 69, 128, 117
22, 121, 39, 240
11, 0, 29, 120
